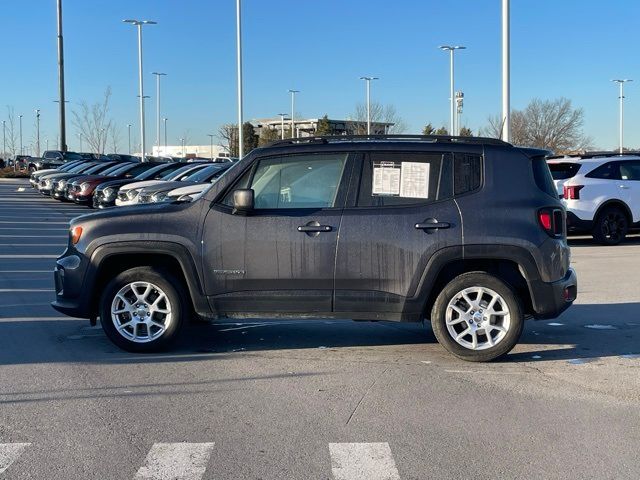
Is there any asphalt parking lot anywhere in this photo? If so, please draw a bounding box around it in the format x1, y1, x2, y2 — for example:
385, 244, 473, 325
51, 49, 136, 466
1, 178, 639, 479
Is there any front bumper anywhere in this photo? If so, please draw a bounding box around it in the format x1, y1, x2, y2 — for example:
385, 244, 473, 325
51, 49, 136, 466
529, 267, 577, 320
51, 251, 92, 319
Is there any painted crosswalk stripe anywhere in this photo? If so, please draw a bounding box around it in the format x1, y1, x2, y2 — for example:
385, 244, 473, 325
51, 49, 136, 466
134, 442, 215, 480
0, 443, 30, 474
329, 443, 400, 480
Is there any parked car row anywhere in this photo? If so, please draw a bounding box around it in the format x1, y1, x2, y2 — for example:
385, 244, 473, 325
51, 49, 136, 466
547, 152, 640, 245
30, 156, 232, 209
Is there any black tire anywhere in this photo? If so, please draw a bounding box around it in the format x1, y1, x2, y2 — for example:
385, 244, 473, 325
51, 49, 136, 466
99, 266, 187, 353
592, 206, 628, 246
430, 272, 524, 362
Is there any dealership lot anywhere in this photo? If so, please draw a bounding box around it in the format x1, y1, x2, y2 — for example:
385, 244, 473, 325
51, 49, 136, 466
0, 179, 639, 479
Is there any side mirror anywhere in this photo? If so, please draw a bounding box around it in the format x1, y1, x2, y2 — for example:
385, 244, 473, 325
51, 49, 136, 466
232, 189, 254, 215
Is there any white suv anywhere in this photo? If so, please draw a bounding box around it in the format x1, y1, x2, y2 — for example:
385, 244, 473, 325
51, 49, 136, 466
548, 155, 640, 245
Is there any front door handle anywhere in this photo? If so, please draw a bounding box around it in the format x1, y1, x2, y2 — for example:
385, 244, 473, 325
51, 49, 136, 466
415, 218, 451, 231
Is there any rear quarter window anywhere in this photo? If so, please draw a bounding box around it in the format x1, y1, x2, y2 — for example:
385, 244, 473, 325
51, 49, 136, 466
586, 162, 621, 180
531, 157, 557, 198
454, 153, 482, 195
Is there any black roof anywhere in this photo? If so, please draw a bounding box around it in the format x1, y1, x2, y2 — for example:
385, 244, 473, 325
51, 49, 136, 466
266, 134, 510, 148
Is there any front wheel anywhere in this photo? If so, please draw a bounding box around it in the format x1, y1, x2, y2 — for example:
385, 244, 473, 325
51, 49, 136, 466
430, 272, 524, 362
99, 267, 186, 352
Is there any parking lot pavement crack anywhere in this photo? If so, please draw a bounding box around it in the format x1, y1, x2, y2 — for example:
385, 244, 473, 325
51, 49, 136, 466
345, 367, 389, 426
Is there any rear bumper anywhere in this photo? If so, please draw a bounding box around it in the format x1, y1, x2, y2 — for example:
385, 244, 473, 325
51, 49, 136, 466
529, 268, 577, 320
566, 211, 592, 233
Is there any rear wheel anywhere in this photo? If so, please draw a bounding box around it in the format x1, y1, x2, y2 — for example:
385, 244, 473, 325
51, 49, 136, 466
430, 272, 524, 362
592, 206, 628, 246
99, 267, 186, 352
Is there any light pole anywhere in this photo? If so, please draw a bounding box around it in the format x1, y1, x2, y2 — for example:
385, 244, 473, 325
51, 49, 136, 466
236, 0, 244, 158
127, 124, 132, 154
56, 0, 68, 151
2, 120, 5, 159
152, 72, 166, 155
277, 113, 288, 139
180, 137, 185, 158
612, 79, 632, 154
455, 91, 464, 134
207, 134, 215, 160
502, 0, 510, 142
288, 90, 299, 138
35, 109, 41, 156
360, 76, 379, 135
162, 117, 168, 152
439, 45, 466, 136
19, 114, 23, 155
123, 19, 157, 162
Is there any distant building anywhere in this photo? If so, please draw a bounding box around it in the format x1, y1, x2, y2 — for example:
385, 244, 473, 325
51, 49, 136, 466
254, 117, 395, 138
152, 144, 230, 159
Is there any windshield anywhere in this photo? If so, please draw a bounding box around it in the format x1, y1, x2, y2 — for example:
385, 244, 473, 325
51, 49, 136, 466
548, 162, 582, 180
64, 152, 83, 161
107, 163, 136, 176
182, 165, 223, 182
163, 165, 205, 181
85, 163, 116, 174
69, 162, 96, 173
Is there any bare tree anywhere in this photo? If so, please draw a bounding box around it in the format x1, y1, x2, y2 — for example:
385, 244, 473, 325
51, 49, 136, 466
481, 98, 592, 153
218, 123, 239, 157
110, 125, 121, 154
71, 87, 114, 154
352, 102, 407, 134
4, 106, 18, 156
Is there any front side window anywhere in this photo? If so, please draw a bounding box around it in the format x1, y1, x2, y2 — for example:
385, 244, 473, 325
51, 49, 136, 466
619, 160, 640, 181
250, 154, 347, 209
357, 153, 447, 207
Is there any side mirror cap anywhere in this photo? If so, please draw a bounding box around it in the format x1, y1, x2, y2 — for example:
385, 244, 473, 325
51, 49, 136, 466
232, 189, 254, 215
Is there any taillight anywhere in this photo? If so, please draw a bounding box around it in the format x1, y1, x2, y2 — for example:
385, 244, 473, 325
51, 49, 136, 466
538, 208, 564, 238
563, 185, 583, 200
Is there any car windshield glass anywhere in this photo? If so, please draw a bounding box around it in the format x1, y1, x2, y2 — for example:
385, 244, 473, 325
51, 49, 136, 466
97, 164, 124, 175
164, 165, 202, 180
71, 163, 96, 173
64, 152, 83, 160
134, 164, 170, 180
182, 165, 223, 182
107, 163, 135, 176
548, 162, 581, 180
86, 163, 116, 174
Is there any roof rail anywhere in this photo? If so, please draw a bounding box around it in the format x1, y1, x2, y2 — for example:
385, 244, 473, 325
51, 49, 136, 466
265, 134, 512, 148
547, 150, 640, 160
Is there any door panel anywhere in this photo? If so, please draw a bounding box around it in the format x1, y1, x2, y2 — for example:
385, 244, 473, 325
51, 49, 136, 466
334, 152, 462, 317
201, 152, 354, 315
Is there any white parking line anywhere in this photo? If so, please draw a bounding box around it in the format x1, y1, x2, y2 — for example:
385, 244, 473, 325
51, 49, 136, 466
0, 255, 58, 259
329, 443, 401, 480
134, 442, 215, 480
0, 443, 30, 474
0, 289, 55, 292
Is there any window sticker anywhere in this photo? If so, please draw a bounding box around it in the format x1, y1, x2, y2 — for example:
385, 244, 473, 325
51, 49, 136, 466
372, 161, 401, 196
400, 162, 430, 198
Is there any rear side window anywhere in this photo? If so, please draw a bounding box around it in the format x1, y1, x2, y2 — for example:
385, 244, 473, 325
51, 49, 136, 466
454, 154, 481, 195
586, 162, 621, 180
357, 153, 447, 207
531, 157, 557, 197
548, 162, 581, 180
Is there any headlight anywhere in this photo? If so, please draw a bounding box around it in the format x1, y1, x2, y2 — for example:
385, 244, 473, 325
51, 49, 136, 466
44, 179, 52, 187
103, 187, 114, 198
80, 182, 90, 192
58, 179, 67, 188
150, 191, 168, 203
176, 193, 197, 202
126, 189, 140, 200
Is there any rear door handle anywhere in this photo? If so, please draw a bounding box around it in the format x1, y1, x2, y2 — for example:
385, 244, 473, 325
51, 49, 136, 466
619, 185, 630, 189
297, 225, 332, 233
415, 219, 451, 231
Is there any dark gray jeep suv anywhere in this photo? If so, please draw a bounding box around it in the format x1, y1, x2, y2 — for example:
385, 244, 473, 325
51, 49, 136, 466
52, 135, 577, 361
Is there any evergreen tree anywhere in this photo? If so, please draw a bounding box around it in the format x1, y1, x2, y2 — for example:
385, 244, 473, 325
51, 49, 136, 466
258, 127, 280, 146
422, 123, 436, 135
458, 126, 473, 137
243, 122, 259, 154
315, 115, 333, 136
435, 126, 449, 135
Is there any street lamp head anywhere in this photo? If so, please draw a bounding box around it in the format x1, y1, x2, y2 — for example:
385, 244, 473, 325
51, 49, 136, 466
152, 72, 167, 76
611, 79, 633, 83
439, 45, 466, 51
360, 76, 379, 81
123, 19, 157, 26
288, 89, 300, 94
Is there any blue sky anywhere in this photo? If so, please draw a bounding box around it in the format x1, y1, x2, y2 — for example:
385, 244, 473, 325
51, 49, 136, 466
2, 0, 639, 153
